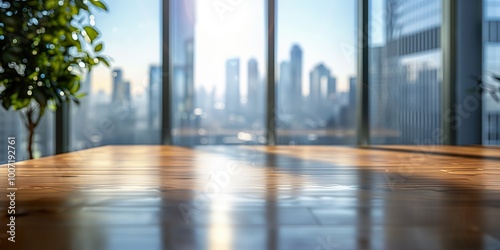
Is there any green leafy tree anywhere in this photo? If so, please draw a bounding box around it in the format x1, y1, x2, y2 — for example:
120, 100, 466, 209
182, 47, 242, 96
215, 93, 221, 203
0, 0, 109, 159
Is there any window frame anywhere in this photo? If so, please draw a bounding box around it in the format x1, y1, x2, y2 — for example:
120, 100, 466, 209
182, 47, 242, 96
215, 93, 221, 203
54, 0, 484, 153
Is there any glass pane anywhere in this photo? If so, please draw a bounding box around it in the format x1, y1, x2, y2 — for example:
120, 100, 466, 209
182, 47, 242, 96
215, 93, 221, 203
171, 0, 267, 146
276, 0, 357, 145
483, 0, 500, 145
369, 0, 442, 144
0, 109, 54, 163
70, 0, 162, 150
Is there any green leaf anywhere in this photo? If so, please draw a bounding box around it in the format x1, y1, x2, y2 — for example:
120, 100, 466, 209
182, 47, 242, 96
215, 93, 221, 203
42, 34, 53, 42
90, 0, 108, 11
69, 81, 81, 94
0, 0, 109, 116
75, 92, 88, 99
75, 0, 90, 11
48, 101, 57, 111
83, 26, 99, 43
94, 43, 103, 52
1, 98, 12, 110
11, 98, 30, 110
70, 5, 80, 15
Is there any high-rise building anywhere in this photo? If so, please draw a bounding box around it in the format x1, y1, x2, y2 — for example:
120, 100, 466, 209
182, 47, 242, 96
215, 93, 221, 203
184, 38, 194, 115
148, 65, 161, 144
370, 0, 441, 144
172, 0, 195, 64
278, 61, 291, 114
108, 69, 135, 145
111, 69, 126, 104
369, 46, 384, 133
290, 44, 303, 112
123, 81, 131, 103
349, 76, 356, 109
225, 58, 240, 115
339, 76, 357, 128
71, 71, 92, 151
486, 112, 499, 144
309, 63, 332, 113
483, 0, 500, 145
172, 0, 195, 132
327, 75, 336, 97
247, 58, 262, 122
112, 69, 122, 102
173, 65, 185, 121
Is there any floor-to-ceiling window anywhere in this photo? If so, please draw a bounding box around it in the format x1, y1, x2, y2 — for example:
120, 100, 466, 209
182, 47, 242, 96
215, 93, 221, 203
69, 0, 162, 150
369, 0, 442, 144
171, 0, 267, 146
483, 0, 500, 145
6, 0, 496, 159
0, 109, 53, 163
276, 0, 357, 145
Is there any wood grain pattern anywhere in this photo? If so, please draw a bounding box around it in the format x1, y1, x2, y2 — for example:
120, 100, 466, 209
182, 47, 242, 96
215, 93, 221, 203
1, 145, 499, 249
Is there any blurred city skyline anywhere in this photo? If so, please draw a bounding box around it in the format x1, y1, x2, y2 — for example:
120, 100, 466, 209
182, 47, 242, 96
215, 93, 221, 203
87, 0, 356, 98
2, 0, 499, 164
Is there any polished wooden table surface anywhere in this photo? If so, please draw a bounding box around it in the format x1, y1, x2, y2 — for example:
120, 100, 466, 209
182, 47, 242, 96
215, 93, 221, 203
1, 145, 500, 250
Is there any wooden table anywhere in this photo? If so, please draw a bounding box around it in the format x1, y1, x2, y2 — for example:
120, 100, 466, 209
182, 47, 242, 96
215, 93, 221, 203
1, 145, 500, 249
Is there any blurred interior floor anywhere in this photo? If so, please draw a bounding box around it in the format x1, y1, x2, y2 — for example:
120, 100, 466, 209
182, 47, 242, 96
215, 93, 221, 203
1, 145, 500, 250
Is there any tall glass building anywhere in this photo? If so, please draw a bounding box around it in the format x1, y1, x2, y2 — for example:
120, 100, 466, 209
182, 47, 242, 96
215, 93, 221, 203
484, 0, 500, 145
370, 0, 442, 144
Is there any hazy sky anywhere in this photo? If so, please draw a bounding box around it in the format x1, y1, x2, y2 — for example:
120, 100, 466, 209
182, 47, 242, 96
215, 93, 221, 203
90, 0, 357, 97
277, 0, 356, 94
90, 0, 161, 95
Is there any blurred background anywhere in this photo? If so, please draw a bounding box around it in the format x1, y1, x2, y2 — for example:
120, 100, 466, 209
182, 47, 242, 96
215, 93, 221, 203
1, 0, 498, 162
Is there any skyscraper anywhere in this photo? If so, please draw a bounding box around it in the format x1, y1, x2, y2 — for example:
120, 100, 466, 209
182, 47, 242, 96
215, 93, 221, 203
172, 0, 195, 64
290, 44, 303, 112
370, 0, 441, 144
484, 1, 500, 145
172, 0, 195, 131
111, 69, 131, 104
247, 58, 262, 122
71, 71, 92, 151
148, 65, 161, 144
309, 63, 332, 113
111, 69, 123, 103
184, 38, 194, 116
327, 76, 336, 97
173, 65, 186, 122
279, 61, 291, 114
340, 76, 356, 128
225, 58, 240, 115
108, 69, 134, 145
369, 46, 384, 132
123, 81, 131, 103
349, 77, 356, 109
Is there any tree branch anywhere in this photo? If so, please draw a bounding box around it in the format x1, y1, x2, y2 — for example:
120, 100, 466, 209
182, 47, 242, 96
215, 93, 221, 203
33, 105, 46, 127
19, 112, 30, 129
